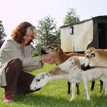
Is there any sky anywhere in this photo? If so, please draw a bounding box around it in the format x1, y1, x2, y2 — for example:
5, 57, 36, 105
0, 0, 107, 38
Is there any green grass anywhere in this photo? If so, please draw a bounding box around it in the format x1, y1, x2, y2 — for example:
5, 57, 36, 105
0, 63, 107, 107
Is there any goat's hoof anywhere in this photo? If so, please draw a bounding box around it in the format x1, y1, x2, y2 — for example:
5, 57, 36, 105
69, 98, 74, 102
87, 98, 91, 101
77, 93, 80, 95
67, 91, 70, 94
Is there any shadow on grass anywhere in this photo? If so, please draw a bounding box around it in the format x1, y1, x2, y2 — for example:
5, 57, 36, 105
13, 93, 107, 107
14, 94, 70, 107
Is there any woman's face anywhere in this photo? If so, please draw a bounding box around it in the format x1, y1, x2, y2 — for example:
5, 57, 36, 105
23, 29, 34, 45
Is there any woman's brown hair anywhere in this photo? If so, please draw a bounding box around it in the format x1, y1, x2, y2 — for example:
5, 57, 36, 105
11, 22, 36, 44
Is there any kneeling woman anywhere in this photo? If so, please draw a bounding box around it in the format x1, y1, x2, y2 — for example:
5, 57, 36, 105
0, 22, 54, 103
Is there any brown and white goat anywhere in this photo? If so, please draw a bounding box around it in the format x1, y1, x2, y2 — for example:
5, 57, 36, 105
30, 56, 107, 101
41, 45, 103, 94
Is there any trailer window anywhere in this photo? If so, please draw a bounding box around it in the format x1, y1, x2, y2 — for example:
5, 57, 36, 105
70, 26, 74, 35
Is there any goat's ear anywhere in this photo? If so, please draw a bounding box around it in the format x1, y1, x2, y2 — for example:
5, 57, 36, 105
91, 53, 95, 57
54, 47, 58, 51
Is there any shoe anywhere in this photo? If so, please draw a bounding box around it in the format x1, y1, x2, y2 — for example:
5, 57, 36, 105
2, 94, 14, 103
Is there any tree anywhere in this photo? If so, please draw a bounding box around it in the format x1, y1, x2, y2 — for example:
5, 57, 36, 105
0, 21, 6, 39
64, 8, 80, 25
0, 20, 7, 47
36, 16, 60, 47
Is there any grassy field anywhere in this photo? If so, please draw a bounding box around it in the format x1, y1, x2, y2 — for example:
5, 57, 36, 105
0, 64, 107, 107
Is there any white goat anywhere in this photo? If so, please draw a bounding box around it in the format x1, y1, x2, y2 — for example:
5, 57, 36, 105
30, 56, 107, 101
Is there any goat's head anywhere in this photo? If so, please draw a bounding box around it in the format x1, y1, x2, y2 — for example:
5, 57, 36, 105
41, 44, 62, 56
30, 72, 47, 90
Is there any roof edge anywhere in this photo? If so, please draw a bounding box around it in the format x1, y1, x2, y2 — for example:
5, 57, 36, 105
60, 15, 107, 28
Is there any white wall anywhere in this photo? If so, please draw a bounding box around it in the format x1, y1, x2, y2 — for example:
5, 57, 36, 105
60, 20, 93, 52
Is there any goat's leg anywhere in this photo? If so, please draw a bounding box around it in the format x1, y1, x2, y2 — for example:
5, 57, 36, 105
104, 81, 107, 95
100, 76, 107, 95
67, 82, 79, 95
83, 79, 90, 100
76, 83, 80, 95
90, 81, 95, 91
67, 81, 71, 94
91, 80, 103, 92
70, 83, 76, 101
100, 80, 103, 93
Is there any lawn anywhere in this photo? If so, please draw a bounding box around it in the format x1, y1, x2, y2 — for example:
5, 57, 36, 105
0, 64, 107, 107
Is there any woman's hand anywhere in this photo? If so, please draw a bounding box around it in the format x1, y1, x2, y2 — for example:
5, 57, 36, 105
39, 54, 54, 64
45, 58, 54, 64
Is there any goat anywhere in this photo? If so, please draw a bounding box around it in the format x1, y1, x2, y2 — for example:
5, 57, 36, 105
41, 45, 103, 94
30, 56, 107, 101
84, 48, 107, 68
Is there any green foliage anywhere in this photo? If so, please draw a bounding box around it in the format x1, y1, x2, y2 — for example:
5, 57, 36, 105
64, 8, 80, 25
0, 64, 107, 107
36, 16, 60, 47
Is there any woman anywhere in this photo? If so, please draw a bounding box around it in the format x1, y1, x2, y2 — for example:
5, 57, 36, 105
0, 22, 54, 103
